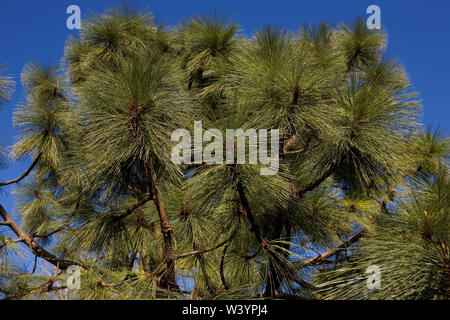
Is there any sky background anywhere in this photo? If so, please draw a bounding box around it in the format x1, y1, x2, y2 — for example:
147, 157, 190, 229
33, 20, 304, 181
0, 0, 449, 270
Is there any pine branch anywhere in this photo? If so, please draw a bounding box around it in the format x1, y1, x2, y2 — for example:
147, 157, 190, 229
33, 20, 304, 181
145, 162, 179, 291
297, 229, 365, 268
32, 227, 66, 238
0, 238, 24, 249
287, 273, 316, 290
0, 204, 79, 270
294, 154, 344, 197
265, 213, 292, 296
115, 195, 152, 220
146, 260, 166, 278
176, 234, 234, 259
236, 182, 268, 248
283, 149, 307, 155
220, 241, 231, 290
283, 133, 299, 155
273, 292, 309, 300
0, 153, 41, 186
30, 254, 38, 274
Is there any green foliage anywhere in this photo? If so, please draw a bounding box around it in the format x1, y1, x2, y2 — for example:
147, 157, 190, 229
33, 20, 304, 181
177, 11, 240, 109
0, 5, 448, 301
0, 63, 14, 106
0, 63, 14, 168
338, 17, 386, 71
316, 165, 449, 300
13, 62, 69, 169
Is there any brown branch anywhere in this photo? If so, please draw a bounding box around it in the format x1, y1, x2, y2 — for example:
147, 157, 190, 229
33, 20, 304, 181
294, 154, 344, 198
0, 238, 24, 249
218, 225, 240, 290
0, 153, 41, 186
32, 227, 66, 238
287, 273, 316, 290
0, 204, 79, 270
292, 84, 302, 105
282, 133, 318, 157
236, 182, 268, 248
265, 213, 292, 296
244, 245, 263, 260
142, 96, 156, 113
279, 84, 303, 160
176, 235, 234, 259
148, 259, 166, 278
115, 195, 152, 220
31, 254, 38, 274
46, 285, 68, 292
297, 229, 365, 269
284, 148, 306, 155
273, 292, 308, 300
144, 162, 178, 290
220, 241, 231, 290
283, 133, 299, 155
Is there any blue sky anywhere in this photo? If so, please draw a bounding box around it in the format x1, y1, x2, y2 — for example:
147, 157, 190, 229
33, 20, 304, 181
0, 0, 449, 220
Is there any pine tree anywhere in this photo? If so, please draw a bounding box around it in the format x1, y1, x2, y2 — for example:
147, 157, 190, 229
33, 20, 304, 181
0, 4, 448, 300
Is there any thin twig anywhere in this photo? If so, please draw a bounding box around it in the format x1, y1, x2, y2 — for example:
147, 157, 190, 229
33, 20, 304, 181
0, 153, 41, 186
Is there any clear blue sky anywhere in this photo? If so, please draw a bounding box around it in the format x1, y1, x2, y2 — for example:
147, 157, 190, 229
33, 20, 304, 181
0, 0, 449, 218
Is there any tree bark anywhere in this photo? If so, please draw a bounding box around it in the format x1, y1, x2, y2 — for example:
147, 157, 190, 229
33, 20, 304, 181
236, 182, 267, 248
0, 204, 77, 270
296, 229, 364, 268
294, 154, 344, 198
0, 153, 41, 186
144, 162, 179, 291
